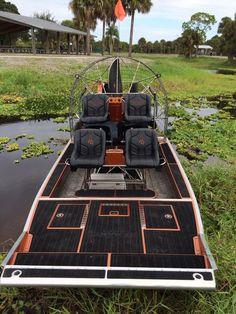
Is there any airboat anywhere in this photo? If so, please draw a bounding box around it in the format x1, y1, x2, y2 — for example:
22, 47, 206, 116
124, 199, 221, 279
0, 56, 216, 289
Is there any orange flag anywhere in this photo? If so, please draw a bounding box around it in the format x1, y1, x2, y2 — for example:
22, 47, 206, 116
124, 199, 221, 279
115, 0, 126, 21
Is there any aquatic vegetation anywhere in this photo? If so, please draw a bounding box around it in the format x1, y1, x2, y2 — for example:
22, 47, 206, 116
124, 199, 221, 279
24, 92, 69, 116
0, 104, 33, 122
53, 117, 67, 123
168, 105, 192, 118
6, 143, 20, 152
169, 112, 236, 162
21, 141, 54, 159
0, 94, 24, 105
15, 133, 34, 140
57, 126, 71, 132
48, 138, 68, 146
0, 137, 10, 145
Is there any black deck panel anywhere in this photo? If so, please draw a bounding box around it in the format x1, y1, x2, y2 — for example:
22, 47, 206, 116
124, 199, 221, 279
100, 203, 128, 215
49, 204, 85, 228
143, 201, 197, 254
169, 164, 190, 197
58, 143, 73, 163
29, 229, 82, 252
3, 269, 105, 279
42, 164, 67, 196
107, 270, 213, 281
30, 200, 88, 232
15, 253, 107, 266
111, 254, 205, 268
144, 205, 178, 229
145, 231, 194, 254
161, 143, 176, 163
80, 201, 143, 253
29, 201, 88, 252
26, 200, 198, 264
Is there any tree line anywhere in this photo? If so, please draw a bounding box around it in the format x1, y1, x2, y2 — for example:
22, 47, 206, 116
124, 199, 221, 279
69, 0, 153, 56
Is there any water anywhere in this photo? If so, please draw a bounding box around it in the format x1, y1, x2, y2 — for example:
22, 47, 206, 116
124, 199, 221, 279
185, 107, 218, 117
0, 120, 69, 248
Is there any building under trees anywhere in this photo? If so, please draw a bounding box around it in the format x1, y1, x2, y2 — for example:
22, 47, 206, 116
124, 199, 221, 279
0, 10, 90, 54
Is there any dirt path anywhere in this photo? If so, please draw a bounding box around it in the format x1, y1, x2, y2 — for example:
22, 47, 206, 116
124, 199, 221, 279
0, 54, 102, 69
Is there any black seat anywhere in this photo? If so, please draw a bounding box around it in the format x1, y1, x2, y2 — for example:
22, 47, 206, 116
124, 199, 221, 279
80, 94, 109, 124
124, 94, 152, 124
125, 128, 160, 168
70, 129, 106, 169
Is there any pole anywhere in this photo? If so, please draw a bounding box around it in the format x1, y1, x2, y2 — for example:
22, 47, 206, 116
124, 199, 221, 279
67, 33, 70, 54
76, 34, 79, 55
56, 32, 60, 54
31, 27, 36, 55
45, 30, 50, 54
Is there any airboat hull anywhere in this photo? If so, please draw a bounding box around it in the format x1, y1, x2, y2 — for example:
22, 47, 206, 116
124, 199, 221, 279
1, 56, 216, 289
0, 138, 216, 289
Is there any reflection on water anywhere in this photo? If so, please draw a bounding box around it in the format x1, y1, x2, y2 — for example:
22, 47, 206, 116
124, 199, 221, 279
0, 120, 69, 247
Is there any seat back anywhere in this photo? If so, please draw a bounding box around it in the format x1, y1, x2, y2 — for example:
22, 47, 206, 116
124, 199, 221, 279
83, 94, 108, 117
70, 129, 106, 169
80, 94, 108, 124
125, 128, 160, 168
125, 94, 151, 117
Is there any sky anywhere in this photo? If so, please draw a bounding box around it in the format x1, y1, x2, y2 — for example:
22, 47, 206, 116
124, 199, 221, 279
10, 0, 236, 43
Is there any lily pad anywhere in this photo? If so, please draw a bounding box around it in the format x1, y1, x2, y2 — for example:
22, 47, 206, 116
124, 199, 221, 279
0, 137, 10, 145
21, 141, 54, 159
6, 143, 20, 152
57, 126, 70, 132
53, 117, 67, 123
15, 133, 35, 140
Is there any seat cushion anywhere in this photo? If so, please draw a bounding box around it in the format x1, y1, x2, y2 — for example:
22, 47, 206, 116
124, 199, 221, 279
125, 128, 160, 168
70, 129, 106, 168
124, 94, 152, 123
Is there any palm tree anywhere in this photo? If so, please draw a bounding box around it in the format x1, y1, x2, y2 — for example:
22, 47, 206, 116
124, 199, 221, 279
106, 23, 119, 54
126, 0, 153, 57
96, 0, 116, 55
69, 0, 97, 55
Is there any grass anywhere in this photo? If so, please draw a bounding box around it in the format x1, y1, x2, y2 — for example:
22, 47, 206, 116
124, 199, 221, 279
148, 56, 236, 98
0, 54, 236, 313
0, 55, 236, 121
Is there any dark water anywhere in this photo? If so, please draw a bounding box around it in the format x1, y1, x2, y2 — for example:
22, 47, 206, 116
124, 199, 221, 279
0, 120, 69, 248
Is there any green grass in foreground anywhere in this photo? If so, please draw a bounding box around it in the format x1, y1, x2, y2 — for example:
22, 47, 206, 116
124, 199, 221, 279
0, 163, 235, 313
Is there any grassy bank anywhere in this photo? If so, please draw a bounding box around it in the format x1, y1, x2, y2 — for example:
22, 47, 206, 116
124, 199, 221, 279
0, 163, 235, 313
0, 55, 236, 121
137, 54, 236, 98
